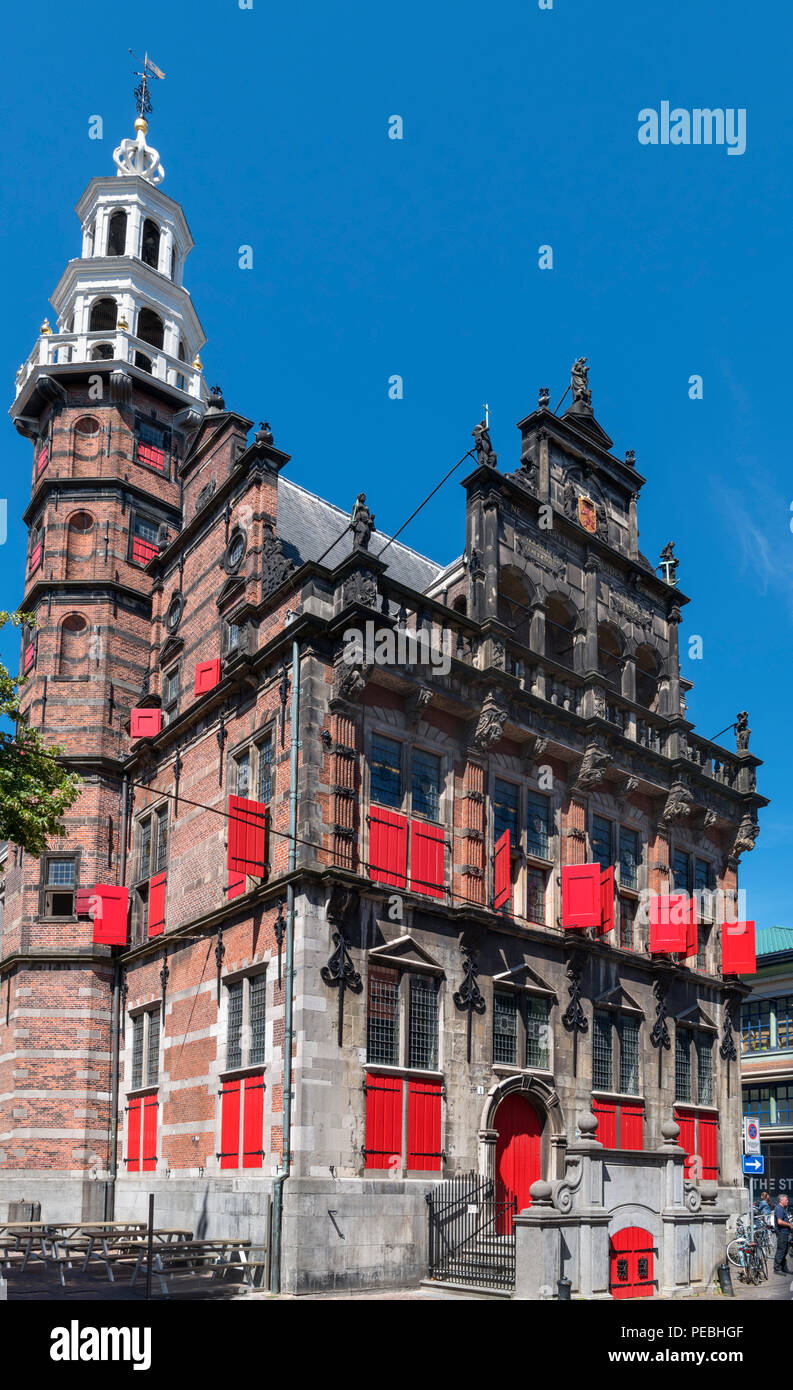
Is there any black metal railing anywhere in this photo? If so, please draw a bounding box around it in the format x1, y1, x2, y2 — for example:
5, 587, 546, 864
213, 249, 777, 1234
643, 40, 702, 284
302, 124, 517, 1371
426, 1171, 517, 1290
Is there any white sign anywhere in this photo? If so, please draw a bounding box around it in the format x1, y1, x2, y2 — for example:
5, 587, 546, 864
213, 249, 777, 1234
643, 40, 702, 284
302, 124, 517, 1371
744, 1118, 761, 1155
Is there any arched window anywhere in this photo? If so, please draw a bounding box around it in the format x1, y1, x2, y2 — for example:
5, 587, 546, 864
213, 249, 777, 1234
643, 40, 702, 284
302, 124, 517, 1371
89, 298, 117, 332
597, 623, 623, 692
452, 594, 467, 616
65, 512, 95, 578
137, 308, 164, 350
636, 645, 661, 711
497, 568, 534, 649
545, 594, 578, 670
107, 210, 127, 256
141, 218, 161, 269
134, 352, 153, 374
90, 344, 114, 361
170, 245, 177, 279
178, 339, 186, 362
58, 614, 89, 679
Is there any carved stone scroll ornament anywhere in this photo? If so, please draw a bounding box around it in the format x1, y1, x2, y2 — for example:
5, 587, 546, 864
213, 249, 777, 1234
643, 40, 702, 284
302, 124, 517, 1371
405, 686, 433, 729
332, 651, 373, 704
453, 945, 486, 1063
574, 741, 612, 792
469, 690, 508, 752
561, 953, 588, 1077
661, 780, 694, 825
321, 886, 362, 1046
343, 570, 379, 609
730, 813, 760, 860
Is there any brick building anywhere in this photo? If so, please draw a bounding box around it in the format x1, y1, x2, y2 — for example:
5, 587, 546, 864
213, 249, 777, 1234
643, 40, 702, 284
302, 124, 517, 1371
0, 116, 767, 1296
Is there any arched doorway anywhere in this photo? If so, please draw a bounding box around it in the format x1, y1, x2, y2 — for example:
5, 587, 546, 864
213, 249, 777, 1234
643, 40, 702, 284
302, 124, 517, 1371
609, 1226, 656, 1299
495, 1093, 542, 1224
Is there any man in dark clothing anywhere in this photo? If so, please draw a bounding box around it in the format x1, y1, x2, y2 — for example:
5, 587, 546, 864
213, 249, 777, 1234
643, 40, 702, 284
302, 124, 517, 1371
774, 1194, 792, 1273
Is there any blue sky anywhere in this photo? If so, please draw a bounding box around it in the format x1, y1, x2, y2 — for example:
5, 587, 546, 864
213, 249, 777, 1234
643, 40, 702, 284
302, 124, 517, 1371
1, 0, 789, 927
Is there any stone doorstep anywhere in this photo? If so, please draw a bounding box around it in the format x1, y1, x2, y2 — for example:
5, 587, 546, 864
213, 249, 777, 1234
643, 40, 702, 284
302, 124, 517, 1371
419, 1278, 512, 1300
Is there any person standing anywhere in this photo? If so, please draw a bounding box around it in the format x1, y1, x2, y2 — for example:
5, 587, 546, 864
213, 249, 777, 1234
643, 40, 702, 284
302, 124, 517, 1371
758, 1191, 774, 1216
773, 1194, 792, 1273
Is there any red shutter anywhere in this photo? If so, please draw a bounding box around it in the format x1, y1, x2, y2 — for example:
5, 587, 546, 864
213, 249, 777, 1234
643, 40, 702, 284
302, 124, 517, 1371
75, 888, 93, 916
242, 1073, 265, 1169
228, 796, 268, 879
92, 885, 128, 946
674, 1106, 697, 1179
219, 1079, 241, 1169
698, 1114, 718, 1181
368, 809, 408, 889
130, 708, 163, 739
141, 1094, 158, 1172
620, 1103, 644, 1150
592, 1097, 617, 1147
407, 1078, 442, 1171
494, 829, 511, 910
684, 896, 698, 959
598, 866, 615, 936
409, 820, 446, 899
148, 872, 166, 938
29, 541, 42, 573
228, 872, 246, 900
722, 920, 756, 975
36, 445, 48, 477
138, 442, 165, 471
561, 864, 601, 929
365, 1073, 402, 1169
131, 537, 159, 565
126, 1096, 142, 1173
194, 659, 222, 697
23, 642, 35, 673
649, 894, 689, 953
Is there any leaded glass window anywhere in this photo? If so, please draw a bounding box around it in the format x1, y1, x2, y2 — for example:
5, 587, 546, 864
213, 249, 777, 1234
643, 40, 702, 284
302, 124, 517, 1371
672, 849, 692, 894
618, 826, 639, 890
592, 816, 613, 871
371, 735, 402, 809
696, 1032, 713, 1106
408, 974, 438, 1070
234, 750, 251, 797
526, 997, 550, 1069
257, 736, 273, 804
675, 1028, 691, 1102
593, 1009, 613, 1090
131, 1014, 144, 1090
367, 966, 399, 1065
618, 1015, 639, 1094
619, 897, 635, 949
411, 749, 441, 821
526, 869, 546, 925
493, 779, 519, 844
47, 858, 76, 886
250, 973, 267, 1066
226, 981, 243, 1070
154, 808, 168, 873
493, 991, 518, 1065
146, 1009, 160, 1087
526, 792, 551, 859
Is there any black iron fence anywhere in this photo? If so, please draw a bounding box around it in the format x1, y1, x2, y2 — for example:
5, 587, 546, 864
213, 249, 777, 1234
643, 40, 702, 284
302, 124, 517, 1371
426, 1171, 517, 1291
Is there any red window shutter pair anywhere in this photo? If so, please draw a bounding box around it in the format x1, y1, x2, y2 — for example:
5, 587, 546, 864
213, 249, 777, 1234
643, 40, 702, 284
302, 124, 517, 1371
406, 1078, 442, 1170
75, 888, 93, 916
722, 920, 756, 975
23, 643, 35, 673
142, 1095, 158, 1171
593, 1098, 644, 1150
92, 885, 129, 946
131, 537, 159, 566
494, 830, 511, 910
130, 708, 163, 740
219, 1073, 265, 1169
698, 1114, 718, 1181
561, 864, 613, 931
592, 1097, 617, 1148
36, 445, 48, 478
674, 1107, 697, 1179
138, 441, 165, 471
620, 1104, 644, 1149
126, 1093, 158, 1172
29, 541, 42, 573
410, 821, 445, 899
364, 1073, 403, 1170
148, 872, 166, 938
194, 659, 221, 697
126, 1097, 142, 1173
227, 796, 269, 888
649, 894, 695, 954
369, 809, 408, 889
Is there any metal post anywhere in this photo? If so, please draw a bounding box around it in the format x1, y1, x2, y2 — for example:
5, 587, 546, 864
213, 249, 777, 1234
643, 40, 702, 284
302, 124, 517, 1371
145, 1192, 154, 1301
104, 771, 129, 1222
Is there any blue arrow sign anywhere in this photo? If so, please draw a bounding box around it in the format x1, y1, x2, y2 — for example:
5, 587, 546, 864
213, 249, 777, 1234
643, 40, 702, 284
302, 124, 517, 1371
742, 1155, 765, 1175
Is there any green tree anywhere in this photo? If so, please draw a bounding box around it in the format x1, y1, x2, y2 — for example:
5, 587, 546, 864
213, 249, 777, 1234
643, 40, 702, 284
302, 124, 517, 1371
0, 612, 82, 855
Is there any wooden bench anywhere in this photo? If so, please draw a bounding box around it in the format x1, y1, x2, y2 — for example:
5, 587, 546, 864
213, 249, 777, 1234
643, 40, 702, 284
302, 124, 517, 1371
130, 1239, 252, 1296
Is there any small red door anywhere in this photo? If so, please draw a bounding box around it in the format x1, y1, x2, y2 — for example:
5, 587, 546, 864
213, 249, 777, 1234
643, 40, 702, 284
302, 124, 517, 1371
495, 1094, 542, 1230
609, 1226, 656, 1299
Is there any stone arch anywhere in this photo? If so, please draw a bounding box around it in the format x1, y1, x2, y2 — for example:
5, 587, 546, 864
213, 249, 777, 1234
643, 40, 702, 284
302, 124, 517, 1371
635, 642, 663, 711
544, 591, 581, 670
597, 619, 624, 692
497, 565, 535, 648
137, 307, 165, 351
479, 1073, 567, 1184
57, 613, 89, 679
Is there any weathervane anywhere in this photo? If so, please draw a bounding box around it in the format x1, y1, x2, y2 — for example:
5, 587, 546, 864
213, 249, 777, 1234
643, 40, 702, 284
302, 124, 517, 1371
129, 49, 165, 118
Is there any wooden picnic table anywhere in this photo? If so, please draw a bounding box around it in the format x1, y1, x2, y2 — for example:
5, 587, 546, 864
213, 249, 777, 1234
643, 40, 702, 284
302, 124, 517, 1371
129, 1238, 254, 1295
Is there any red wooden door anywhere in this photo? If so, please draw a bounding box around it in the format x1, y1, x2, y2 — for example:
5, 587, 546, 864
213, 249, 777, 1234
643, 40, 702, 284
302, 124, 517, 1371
609, 1226, 656, 1299
495, 1094, 542, 1229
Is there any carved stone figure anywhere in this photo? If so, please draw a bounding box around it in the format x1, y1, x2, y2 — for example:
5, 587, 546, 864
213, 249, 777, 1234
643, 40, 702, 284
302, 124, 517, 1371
470, 691, 508, 751
563, 480, 577, 519
467, 547, 485, 578
575, 741, 612, 790
351, 493, 375, 550
333, 652, 373, 704
731, 814, 759, 858
261, 520, 294, 597
661, 780, 694, 825
571, 357, 591, 406
659, 542, 679, 586
472, 420, 497, 468
736, 710, 751, 753
405, 686, 433, 729
510, 452, 538, 490
326, 882, 360, 928
595, 501, 608, 537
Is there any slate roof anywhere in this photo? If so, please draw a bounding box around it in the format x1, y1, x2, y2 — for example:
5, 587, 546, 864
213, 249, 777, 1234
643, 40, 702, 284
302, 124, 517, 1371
756, 926, 793, 959
277, 478, 444, 595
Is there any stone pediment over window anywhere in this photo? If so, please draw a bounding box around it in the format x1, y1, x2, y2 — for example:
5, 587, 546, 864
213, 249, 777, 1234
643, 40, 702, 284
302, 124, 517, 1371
594, 984, 644, 1016
492, 963, 556, 999
676, 1003, 717, 1032
368, 935, 444, 977
158, 634, 184, 667
216, 574, 246, 611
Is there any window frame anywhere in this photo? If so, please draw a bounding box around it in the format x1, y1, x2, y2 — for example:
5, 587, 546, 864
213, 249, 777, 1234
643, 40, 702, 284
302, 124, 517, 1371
130, 510, 161, 568
364, 958, 443, 1076
40, 852, 80, 920
675, 1023, 717, 1105
134, 415, 172, 479
128, 1005, 161, 1094
491, 985, 553, 1073
221, 969, 268, 1077
592, 1005, 643, 1098
367, 730, 449, 826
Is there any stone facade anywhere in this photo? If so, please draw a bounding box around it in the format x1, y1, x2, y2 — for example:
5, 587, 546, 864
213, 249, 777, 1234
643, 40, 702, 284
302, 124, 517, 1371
0, 122, 767, 1298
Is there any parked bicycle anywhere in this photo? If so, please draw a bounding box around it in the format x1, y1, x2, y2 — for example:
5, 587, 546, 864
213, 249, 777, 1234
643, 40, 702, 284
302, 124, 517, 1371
727, 1225, 769, 1284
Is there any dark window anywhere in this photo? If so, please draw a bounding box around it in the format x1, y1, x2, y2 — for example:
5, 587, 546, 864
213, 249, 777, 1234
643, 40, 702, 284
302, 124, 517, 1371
225, 621, 241, 655
227, 982, 243, 1070
136, 420, 168, 472
154, 808, 168, 873
407, 975, 438, 1070
89, 298, 117, 332
367, 966, 399, 1065
141, 219, 160, 269
619, 897, 635, 950
777, 998, 793, 1051
526, 997, 550, 1069
675, 1029, 692, 1102
618, 826, 639, 890
370, 735, 402, 810
593, 1009, 613, 1091
43, 857, 76, 916
134, 352, 152, 372
526, 792, 551, 859
250, 974, 267, 1067
619, 1016, 640, 1094
592, 816, 613, 870
233, 750, 251, 796
257, 736, 273, 804
162, 670, 179, 726
138, 820, 152, 881
131, 1014, 144, 1089
672, 849, 692, 895
411, 749, 441, 821
147, 1009, 160, 1087
696, 1032, 713, 1106
137, 307, 165, 350
776, 1085, 793, 1127
493, 779, 519, 844
493, 991, 518, 1065
525, 868, 546, 925
107, 210, 127, 256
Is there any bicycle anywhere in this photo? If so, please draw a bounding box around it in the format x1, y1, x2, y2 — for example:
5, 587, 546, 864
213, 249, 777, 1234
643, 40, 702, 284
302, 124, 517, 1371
726, 1234, 768, 1284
